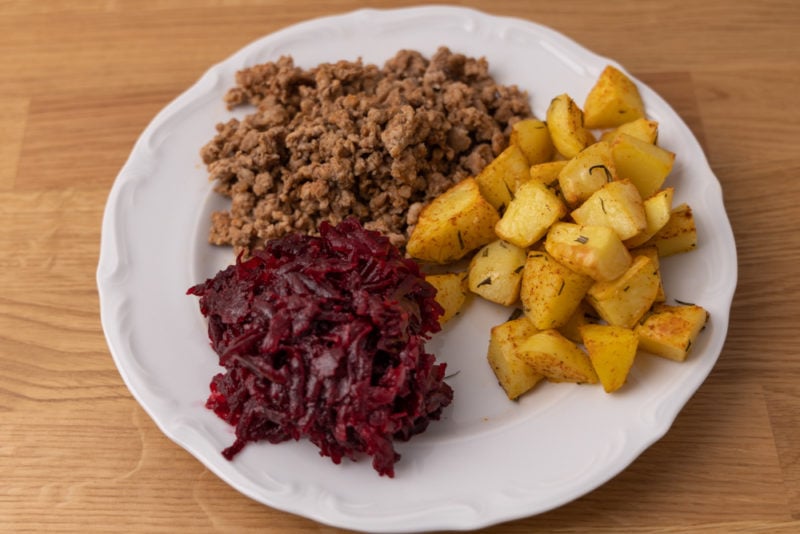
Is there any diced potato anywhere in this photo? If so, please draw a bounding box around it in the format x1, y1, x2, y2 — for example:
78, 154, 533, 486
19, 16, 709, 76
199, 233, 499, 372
406, 178, 499, 264
636, 303, 709, 362
510, 118, 554, 165
642, 203, 697, 256
580, 323, 639, 393
520, 251, 594, 330
557, 300, 598, 344
519, 329, 599, 384
487, 316, 543, 400
632, 246, 666, 302
624, 187, 675, 248
426, 273, 468, 325
583, 65, 646, 129
468, 240, 527, 306
544, 222, 632, 281
601, 118, 659, 145
495, 180, 567, 248
570, 179, 646, 241
529, 160, 568, 187
557, 141, 618, 207
611, 133, 675, 199
474, 144, 530, 211
586, 255, 660, 328
546, 93, 595, 158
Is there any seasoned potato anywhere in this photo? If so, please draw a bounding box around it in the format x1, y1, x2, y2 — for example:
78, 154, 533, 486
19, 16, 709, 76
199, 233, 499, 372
642, 203, 697, 256
519, 329, 599, 384
580, 323, 639, 393
586, 255, 661, 328
583, 65, 646, 129
468, 240, 527, 306
529, 160, 568, 187
487, 316, 543, 400
557, 300, 598, 344
426, 272, 468, 325
406, 178, 499, 264
624, 187, 674, 248
570, 179, 646, 241
611, 133, 675, 199
495, 180, 567, 248
632, 246, 666, 302
520, 251, 594, 330
546, 93, 595, 158
557, 141, 618, 207
636, 303, 709, 361
510, 118, 554, 165
544, 222, 632, 281
601, 117, 659, 145
474, 144, 530, 211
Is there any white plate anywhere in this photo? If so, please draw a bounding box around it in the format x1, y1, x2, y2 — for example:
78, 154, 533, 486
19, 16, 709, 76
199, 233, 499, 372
97, 6, 737, 532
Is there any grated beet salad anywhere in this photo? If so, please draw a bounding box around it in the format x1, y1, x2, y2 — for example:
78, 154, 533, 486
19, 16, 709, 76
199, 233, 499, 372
187, 218, 453, 477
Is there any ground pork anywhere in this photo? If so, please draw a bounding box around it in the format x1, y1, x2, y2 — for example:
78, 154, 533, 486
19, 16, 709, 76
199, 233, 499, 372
201, 46, 532, 255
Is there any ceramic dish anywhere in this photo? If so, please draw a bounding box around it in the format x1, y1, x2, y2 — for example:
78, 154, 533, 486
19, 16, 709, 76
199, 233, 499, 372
97, 6, 737, 532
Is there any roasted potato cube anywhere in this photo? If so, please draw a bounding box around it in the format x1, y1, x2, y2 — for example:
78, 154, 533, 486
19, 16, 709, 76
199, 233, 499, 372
487, 316, 543, 400
557, 141, 618, 207
546, 93, 595, 158
544, 222, 632, 281
474, 144, 530, 211
583, 65, 646, 129
624, 187, 674, 248
586, 255, 660, 328
519, 329, 599, 384
611, 133, 675, 199
468, 240, 527, 306
557, 300, 599, 344
642, 203, 697, 256
601, 118, 659, 145
406, 178, 499, 264
520, 251, 594, 330
570, 179, 646, 241
632, 246, 666, 302
510, 118, 554, 165
579, 323, 639, 393
426, 272, 468, 325
529, 160, 568, 187
636, 303, 709, 362
495, 180, 567, 248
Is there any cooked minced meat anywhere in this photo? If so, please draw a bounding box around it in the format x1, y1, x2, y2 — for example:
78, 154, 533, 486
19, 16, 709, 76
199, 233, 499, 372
201, 46, 532, 255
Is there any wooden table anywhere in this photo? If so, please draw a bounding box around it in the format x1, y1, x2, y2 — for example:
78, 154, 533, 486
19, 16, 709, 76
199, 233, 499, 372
2, 0, 798, 532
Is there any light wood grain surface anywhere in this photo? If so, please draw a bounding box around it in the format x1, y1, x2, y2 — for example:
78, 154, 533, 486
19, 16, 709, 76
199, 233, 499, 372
2, 0, 799, 532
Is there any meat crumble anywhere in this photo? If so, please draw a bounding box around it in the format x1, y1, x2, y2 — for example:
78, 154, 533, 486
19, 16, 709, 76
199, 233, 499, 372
201, 46, 532, 255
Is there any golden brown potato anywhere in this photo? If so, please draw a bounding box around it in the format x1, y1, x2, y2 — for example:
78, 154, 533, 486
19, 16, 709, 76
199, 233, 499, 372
611, 133, 675, 199
570, 179, 646, 241
601, 117, 659, 145
474, 144, 530, 211
642, 203, 697, 257
586, 255, 661, 328
406, 178, 499, 264
544, 222, 633, 282
520, 251, 594, 330
580, 323, 639, 393
624, 187, 674, 248
426, 272, 468, 325
636, 303, 709, 362
468, 240, 527, 306
557, 141, 618, 207
487, 316, 543, 400
546, 93, 595, 158
583, 65, 646, 129
510, 118, 554, 165
519, 329, 599, 384
495, 180, 567, 248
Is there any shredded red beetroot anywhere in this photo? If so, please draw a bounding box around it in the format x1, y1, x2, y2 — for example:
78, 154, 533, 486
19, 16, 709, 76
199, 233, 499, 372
187, 218, 453, 477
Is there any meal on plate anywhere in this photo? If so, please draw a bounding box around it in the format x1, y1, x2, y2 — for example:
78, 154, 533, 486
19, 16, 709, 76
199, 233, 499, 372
190, 48, 709, 475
